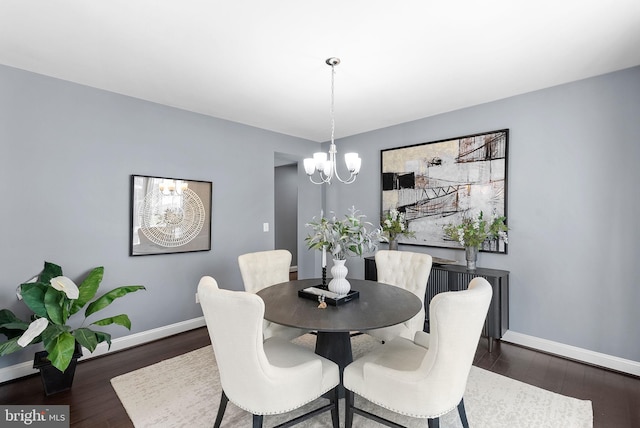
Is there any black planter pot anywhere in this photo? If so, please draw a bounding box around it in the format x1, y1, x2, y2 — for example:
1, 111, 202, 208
33, 343, 83, 396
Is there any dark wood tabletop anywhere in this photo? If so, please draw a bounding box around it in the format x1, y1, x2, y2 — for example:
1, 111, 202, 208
256, 278, 422, 333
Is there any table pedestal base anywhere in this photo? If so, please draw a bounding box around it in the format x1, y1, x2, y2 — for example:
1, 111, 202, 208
315, 331, 352, 397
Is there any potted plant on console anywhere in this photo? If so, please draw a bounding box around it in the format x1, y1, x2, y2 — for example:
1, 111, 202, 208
443, 211, 508, 270
0, 261, 145, 395
305, 207, 380, 295
380, 208, 415, 250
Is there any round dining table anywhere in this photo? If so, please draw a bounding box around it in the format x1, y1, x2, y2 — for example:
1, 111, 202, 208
256, 278, 422, 395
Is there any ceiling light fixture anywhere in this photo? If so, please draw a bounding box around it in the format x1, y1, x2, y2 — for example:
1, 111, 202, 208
304, 58, 361, 185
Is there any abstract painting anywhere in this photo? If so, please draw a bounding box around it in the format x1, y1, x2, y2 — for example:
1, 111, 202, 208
381, 129, 508, 253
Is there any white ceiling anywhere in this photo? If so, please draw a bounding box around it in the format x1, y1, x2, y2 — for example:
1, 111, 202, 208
1, 1, 639, 142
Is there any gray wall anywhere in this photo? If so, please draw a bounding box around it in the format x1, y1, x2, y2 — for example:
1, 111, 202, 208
327, 66, 640, 362
0, 64, 322, 369
1, 62, 639, 370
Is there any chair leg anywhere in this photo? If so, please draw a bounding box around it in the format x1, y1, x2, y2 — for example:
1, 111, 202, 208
330, 386, 340, 428
457, 398, 469, 428
427, 417, 440, 428
252, 414, 263, 428
345, 389, 355, 428
213, 391, 229, 428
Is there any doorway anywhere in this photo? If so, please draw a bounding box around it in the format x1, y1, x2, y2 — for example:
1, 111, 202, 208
274, 153, 299, 274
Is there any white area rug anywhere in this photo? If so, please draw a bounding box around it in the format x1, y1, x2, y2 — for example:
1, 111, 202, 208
111, 334, 593, 428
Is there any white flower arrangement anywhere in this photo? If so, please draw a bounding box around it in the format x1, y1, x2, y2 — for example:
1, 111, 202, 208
380, 208, 415, 242
305, 207, 381, 260
443, 211, 508, 248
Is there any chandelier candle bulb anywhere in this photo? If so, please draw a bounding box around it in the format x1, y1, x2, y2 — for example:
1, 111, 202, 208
344, 153, 361, 172
322, 160, 332, 176
303, 159, 315, 175
313, 152, 327, 167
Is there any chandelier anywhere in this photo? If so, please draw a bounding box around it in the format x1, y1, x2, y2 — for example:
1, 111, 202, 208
304, 58, 361, 185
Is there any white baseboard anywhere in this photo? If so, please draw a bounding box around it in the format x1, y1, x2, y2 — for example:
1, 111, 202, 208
0, 317, 206, 384
501, 330, 640, 377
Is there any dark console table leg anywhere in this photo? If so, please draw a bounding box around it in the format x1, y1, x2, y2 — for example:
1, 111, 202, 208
315, 331, 352, 398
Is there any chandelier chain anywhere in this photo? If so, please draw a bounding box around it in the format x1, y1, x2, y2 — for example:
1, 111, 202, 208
330, 63, 335, 146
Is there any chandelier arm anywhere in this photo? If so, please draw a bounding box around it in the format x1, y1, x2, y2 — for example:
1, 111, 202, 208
307, 174, 331, 185
327, 142, 358, 184
332, 169, 357, 184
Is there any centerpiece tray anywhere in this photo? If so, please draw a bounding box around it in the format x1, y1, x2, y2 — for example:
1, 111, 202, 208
298, 285, 360, 306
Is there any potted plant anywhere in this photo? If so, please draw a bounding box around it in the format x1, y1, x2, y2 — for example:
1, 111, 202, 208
380, 208, 415, 250
0, 261, 145, 395
305, 207, 380, 294
443, 211, 508, 270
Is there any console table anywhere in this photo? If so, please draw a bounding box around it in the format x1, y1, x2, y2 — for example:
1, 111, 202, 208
364, 256, 509, 352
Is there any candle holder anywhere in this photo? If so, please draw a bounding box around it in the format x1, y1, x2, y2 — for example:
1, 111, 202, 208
322, 267, 327, 287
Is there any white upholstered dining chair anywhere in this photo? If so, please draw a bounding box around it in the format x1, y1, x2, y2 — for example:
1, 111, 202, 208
344, 277, 493, 428
197, 276, 340, 428
366, 250, 433, 342
238, 249, 307, 340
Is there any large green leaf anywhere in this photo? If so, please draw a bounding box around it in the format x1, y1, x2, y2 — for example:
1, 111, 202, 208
44, 332, 76, 372
91, 314, 132, 329
73, 328, 98, 352
40, 324, 69, 346
62, 298, 70, 326
70, 267, 104, 316
94, 331, 112, 349
44, 287, 66, 325
39, 261, 63, 284
0, 321, 30, 330
0, 309, 29, 339
85, 285, 145, 317
0, 309, 21, 325
0, 337, 23, 356
20, 283, 48, 318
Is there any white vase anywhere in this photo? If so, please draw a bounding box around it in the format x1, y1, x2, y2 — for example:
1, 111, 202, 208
328, 259, 350, 295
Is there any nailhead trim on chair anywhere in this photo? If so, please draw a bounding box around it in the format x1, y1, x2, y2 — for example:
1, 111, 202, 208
347, 387, 458, 419
229, 385, 338, 415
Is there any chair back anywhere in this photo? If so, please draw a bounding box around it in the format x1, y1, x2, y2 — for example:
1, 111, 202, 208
374, 250, 433, 336
344, 277, 492, 419
418, 277, 492, 411
238, 249, 292, 293
199, 276, 341, 422
197, 276, 274, 409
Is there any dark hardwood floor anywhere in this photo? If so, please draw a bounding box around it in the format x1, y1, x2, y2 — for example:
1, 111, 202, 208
1, 328, 638, 427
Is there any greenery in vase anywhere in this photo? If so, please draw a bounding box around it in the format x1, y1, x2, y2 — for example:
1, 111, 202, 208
380, 208, 415, 242
443, 211, 508, 248
0, 261, 145, 372
305, 206, 381, 260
